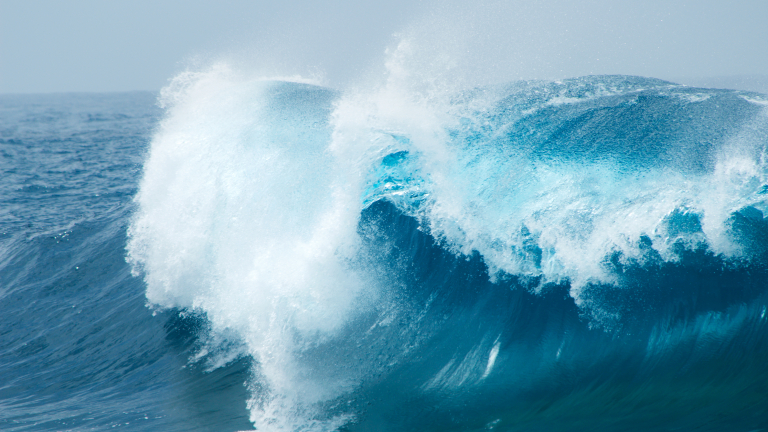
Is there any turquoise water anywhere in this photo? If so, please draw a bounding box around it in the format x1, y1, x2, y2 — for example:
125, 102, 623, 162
2, 75, 768, 431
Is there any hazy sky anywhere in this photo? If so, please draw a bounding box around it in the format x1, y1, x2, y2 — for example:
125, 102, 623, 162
1, 0, 767, 93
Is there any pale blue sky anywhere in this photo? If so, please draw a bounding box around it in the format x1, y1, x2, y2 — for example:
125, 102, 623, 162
1, 0, 767, 93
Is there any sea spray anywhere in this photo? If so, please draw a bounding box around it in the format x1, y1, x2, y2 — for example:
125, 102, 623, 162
5, 60, 767, 430
127, 67, 382, 430
128, 52, 768, 429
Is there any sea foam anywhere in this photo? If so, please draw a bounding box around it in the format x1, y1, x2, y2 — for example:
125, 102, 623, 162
128, 47, 768, 430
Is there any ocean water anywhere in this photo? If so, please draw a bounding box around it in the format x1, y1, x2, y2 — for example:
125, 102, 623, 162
2, 70, 768, 431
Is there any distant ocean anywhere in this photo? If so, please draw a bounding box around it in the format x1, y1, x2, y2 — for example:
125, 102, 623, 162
2, 71, 768, 431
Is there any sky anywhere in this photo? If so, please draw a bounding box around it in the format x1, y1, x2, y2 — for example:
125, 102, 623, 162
1, 0, 767, 94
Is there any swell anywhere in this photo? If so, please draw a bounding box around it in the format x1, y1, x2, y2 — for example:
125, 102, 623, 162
0, 213, 253, 431
317, 76, 768, 430
0, 92, 253, 431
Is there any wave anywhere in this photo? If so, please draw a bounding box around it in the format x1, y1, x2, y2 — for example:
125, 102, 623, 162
0, 92, 258, 431
127, 61, 768, 430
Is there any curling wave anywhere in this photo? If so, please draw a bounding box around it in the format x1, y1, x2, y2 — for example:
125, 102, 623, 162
127, 65, 768, 431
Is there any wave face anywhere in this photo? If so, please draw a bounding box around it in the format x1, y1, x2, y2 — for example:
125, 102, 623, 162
125, 65, 768, 432
3, 76, 766, 431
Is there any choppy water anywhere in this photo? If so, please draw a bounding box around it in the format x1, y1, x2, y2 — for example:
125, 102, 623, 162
2, 70, 768, 431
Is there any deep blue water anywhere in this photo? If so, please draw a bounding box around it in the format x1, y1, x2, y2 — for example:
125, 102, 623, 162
0, 93, 253, 430
2, 75, 768, 431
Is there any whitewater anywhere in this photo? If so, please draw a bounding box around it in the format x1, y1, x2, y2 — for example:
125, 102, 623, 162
2, 44, 768, 431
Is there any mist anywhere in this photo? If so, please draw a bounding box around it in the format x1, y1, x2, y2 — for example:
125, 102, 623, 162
1, 0, 767, 93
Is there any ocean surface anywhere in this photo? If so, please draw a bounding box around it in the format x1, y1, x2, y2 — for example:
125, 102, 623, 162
2, 72, 768, 431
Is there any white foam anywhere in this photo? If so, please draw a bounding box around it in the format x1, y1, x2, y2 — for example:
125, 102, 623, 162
481, 338, 501, 379
740, 94, 768, 106
129, 49, 768, 428
333, 39, 768, 318
128, 65, 376, 431
675, 92, 712, 103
